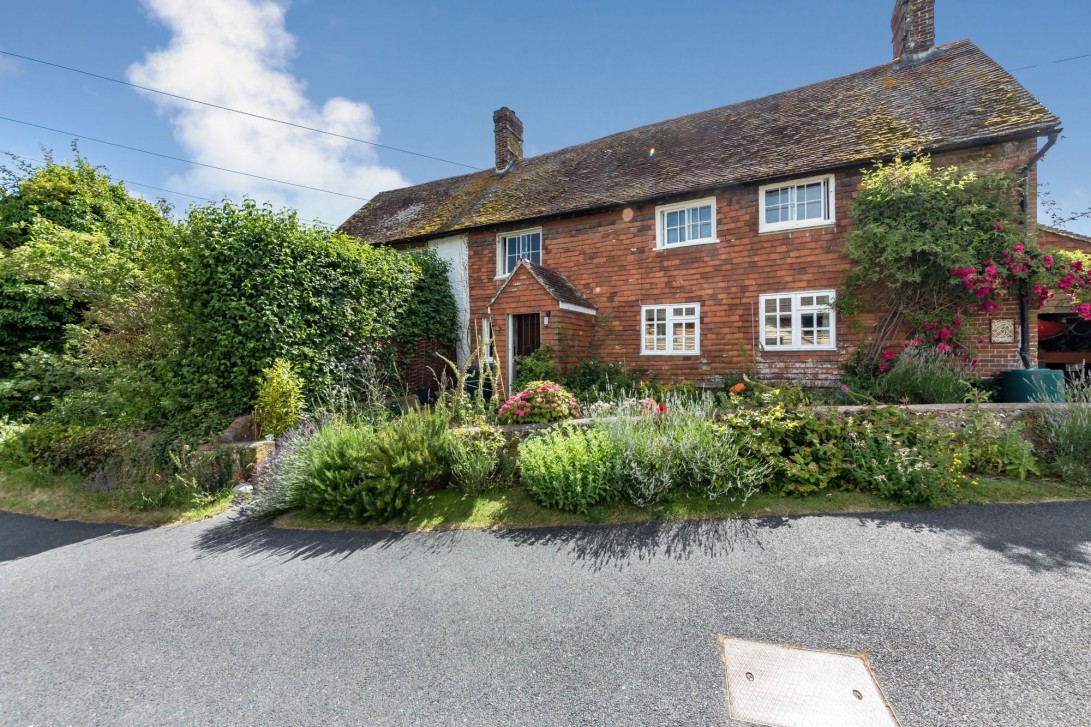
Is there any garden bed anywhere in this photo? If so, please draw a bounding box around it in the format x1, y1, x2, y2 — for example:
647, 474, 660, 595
270, 476, 1089, 532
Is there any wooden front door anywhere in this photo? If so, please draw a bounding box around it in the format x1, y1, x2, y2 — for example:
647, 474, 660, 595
509, 313, 541, 384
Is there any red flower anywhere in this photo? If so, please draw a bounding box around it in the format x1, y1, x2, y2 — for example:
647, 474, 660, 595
657, 403, 668, 414
995, 222, 1004, 232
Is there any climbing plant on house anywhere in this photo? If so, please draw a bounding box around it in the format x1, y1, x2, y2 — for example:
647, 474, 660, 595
387, 248, 459, 372
841, 155, 1091, 360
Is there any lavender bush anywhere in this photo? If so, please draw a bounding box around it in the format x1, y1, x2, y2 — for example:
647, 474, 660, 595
239, 418, 323, 519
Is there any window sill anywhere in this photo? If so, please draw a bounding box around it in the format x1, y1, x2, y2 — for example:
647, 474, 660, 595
762, 345, 837, 353
758, 221, 834, 235
654, 238, 719, 251
640, 350, 701, 356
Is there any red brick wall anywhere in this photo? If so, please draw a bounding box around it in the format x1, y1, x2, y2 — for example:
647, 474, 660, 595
463, 138, 1042, 387
486, 265, 598, 393
401, 338, 456, 391
1040, 227, 1091, 255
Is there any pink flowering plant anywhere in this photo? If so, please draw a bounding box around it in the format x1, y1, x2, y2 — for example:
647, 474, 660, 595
497, 380, 580, 424
842, 155, 1090, 362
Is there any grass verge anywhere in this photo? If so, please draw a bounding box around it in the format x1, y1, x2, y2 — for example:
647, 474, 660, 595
0, 463, 235, 527
272, 476, 1090, 533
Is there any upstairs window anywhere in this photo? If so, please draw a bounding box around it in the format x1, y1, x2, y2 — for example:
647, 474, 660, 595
497, 228, 542, 276
641, 304, 700, 355
760, 291, 836, 351
759, 175, 835, 233
655, 198, 717, 249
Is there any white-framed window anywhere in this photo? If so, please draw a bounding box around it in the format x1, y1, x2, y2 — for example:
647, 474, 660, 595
641, 303, 700, 355
759, 290, 836, 351
758, 175, 835, 233
655, 197, 717, 249
496, 227, 542, 277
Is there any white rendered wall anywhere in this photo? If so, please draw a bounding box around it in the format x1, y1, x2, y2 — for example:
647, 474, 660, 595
426, 234, 470, 366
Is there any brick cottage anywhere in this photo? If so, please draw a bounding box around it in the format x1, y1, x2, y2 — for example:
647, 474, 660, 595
341, 0, 1062, 392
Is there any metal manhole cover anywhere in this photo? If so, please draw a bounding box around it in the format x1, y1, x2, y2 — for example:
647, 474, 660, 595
719, 637, 900, 727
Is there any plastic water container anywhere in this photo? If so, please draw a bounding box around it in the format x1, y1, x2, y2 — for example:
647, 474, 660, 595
999, 368, 1065, 403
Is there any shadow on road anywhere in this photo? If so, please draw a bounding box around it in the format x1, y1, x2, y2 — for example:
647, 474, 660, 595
193, 513, 466, 562
845, 500, 1091, 572
491, 515, 791, 570
191, 500, 1091, 574
0, 510, 141, 564
192, 509, 790, 570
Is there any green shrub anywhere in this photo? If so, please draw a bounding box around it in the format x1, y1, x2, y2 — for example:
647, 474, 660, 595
1037, 376, 1091, 485
591, 394, 769, 505
956, 406, 1039, 479
295, 406, 456, 522
854, 347, 972, 404
451, 425, 506, 494
514, 346, 560, 391
717, 375, 810, 409
498, 381, 580, 424
161, 199, 420, 433
7, 423, 122, 475
518, 424, 621, 513
723, 406, 848, 495
562, 360, 637, 400
843, 408, 967, 505
1, 421, 235, 509
254, 359, 305, 437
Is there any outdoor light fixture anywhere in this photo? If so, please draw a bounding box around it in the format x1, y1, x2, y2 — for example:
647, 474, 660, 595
543, 311, 551, 327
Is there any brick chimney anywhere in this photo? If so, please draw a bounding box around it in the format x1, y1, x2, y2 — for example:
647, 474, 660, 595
891, 0, 936, 61
493, 107, 523, 171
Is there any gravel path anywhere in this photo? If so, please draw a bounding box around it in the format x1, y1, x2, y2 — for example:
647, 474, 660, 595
1, 501, 1089, 726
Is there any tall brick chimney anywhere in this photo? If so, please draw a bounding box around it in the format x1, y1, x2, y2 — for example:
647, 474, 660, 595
493, 107, 523, 171
891, 0, 936, 61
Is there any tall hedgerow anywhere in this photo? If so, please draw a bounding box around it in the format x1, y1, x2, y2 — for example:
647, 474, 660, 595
161, 199, 420, 431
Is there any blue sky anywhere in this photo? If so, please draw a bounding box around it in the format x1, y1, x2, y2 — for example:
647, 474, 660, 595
0, 0, 1088, 233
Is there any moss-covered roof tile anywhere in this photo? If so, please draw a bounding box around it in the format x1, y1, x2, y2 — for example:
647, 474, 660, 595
341, 40, 1060, 244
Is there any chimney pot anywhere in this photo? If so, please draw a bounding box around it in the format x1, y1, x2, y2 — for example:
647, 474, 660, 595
493, 107, 524, 171
891, 0, 936, 61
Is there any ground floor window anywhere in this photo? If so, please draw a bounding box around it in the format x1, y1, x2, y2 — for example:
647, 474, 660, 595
641, 303, 700, 355
759, 290, 836, 350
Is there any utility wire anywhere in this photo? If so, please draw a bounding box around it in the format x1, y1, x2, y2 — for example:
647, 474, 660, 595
0, 115, 371, 201
1010, 51, 1091, 72
0, 48, 485, 171
6, 152, 215, 202
4, 151, 334, 227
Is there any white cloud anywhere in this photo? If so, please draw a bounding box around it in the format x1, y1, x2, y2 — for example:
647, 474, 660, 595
128, 0, 407, 225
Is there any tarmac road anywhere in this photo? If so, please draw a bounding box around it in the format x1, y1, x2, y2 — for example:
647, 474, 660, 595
1, 501, 1089, 726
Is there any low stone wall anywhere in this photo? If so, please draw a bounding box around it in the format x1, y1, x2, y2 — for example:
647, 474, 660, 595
484, 403, 1067, 440
815, 403, 1062, 431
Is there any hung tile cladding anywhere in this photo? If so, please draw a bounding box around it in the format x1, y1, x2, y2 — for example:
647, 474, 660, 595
340, 0, 1061, 388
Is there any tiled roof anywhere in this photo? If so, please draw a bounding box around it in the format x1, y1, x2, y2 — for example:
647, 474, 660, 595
1041, 225, 1091, 245
489, 260, 596, 311
341, 40, 1060, 244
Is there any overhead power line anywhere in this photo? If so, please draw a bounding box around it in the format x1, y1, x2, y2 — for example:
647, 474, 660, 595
1010, 51, 1091, 72
0, 115, 371, 201
4, 151, 334, 227
7, 151, 216, 202
0, 48, 485, 171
